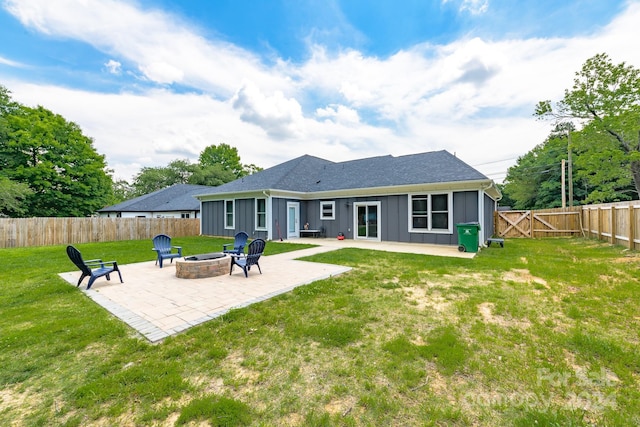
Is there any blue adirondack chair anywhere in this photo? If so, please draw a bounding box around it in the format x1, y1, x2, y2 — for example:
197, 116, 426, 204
152, 234, 183, 268
66, 245, 123, 290
230, 239, 265, 278
222, 231, 249, 256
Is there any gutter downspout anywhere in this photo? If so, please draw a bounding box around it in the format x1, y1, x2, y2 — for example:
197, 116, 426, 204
263, 191, 273, 241
479, 181, 501, 245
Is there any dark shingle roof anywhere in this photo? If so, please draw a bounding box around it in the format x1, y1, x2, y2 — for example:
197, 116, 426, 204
99, 184, 213, 212
200, 150, 488, 196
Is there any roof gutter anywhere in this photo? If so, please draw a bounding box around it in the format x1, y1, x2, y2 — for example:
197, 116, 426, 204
196, 179, 502, 201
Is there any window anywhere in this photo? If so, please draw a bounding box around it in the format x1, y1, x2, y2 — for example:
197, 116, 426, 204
255, 198, 267, 230
181, 213, 190, 219
320, 201, 335, 220
225, 200, 234, 229
409, 193, 452, 232
431, 194, 449, 230
411, 195, 428, 229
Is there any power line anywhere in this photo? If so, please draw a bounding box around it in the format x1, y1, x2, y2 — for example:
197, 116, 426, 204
471, 156, 519, 167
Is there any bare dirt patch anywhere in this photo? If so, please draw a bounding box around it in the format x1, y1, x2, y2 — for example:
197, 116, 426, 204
502, 269, 549, 289
383, 277, 400, 285
402, 287, 454, 313
612, 255, 640, 263
283, 412, 304, 426
324, 396, 357, 416
188, 375, 225, 395
0, 386, 44, 424
420, 272, 493, 290
478, 302, 531, 329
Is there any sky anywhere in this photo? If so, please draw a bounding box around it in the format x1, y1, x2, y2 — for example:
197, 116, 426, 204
1, 0, 639, 183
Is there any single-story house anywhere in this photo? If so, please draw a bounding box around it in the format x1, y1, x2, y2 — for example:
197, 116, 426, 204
196, 151, 502, 246
98, 184, 213, 218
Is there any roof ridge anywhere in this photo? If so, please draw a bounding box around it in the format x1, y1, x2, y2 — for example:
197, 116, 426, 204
271, 155, 334, 189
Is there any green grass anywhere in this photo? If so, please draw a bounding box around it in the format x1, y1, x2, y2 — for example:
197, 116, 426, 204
1, 236, 639, 426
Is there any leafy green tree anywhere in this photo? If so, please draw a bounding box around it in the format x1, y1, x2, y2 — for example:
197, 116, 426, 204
111, 179, 134, 203
535, 53, 640, 200
129, 144, 261, 198
198, 143, 262, 178
572, 122, 637, 203
1, 101, 114, 217
199, 143, 244, 177
188, 164, 236, 186
242, 163, 263, 176
130, 159, 195, 197
0, 176, 32, 217
503, 137, 563, 209
502, 125, 590, 209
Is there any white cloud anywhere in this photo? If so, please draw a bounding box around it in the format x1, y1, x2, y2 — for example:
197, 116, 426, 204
0, 55, 24, 67
460, 0, 489, 15
3, 0, 640, 184
316, 104, 360, 124
104, 59, 121, 75
441, 0, 489, 15
3, 0, 291, 94
231, 82, 305, 140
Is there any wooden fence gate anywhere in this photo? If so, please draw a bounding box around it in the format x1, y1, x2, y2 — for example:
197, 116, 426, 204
495, 208, 582, 238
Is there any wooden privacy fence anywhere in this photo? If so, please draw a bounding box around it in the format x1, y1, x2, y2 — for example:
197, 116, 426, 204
0, 217, 200, 248
581, 201, 640, 251
495, 201, 640, 251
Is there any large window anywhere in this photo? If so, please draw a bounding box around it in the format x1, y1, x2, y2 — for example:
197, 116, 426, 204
255, 198, 267, 230
225, 200, 234, 229
320, 201, 335, 220
409, 193, 452, 232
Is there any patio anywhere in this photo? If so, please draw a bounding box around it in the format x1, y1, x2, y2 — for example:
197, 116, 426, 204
59, 240, 474, 342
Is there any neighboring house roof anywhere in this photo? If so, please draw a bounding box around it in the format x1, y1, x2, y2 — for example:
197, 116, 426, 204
99, 184, 213, 213
197, 151, 500, 198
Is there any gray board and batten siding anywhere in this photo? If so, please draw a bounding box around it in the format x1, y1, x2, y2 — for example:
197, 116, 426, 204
200, 191, 494, 246
197, 151, 500, 246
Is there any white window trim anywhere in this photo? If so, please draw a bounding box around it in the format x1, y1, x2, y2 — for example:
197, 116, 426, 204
408, 192, 453, 234
224, 199, 235, 230
320, 201, 336, 220
255, 197, 267, 231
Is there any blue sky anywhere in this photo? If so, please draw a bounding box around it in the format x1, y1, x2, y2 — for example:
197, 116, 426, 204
0, 0, 638, 182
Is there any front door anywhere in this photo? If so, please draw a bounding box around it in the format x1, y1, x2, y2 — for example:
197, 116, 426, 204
287, 202, 300, 238
354, 202, 381, 241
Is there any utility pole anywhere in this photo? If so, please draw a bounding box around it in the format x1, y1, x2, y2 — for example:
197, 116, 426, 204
561, 159, 566, 208
568, 130, 573, 207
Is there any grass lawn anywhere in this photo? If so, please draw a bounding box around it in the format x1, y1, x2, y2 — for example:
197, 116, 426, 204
1, 236, 639, 426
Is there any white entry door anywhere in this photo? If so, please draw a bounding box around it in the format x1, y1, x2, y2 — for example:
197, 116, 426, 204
354, 202, 381, 241
287, 202, 300, 238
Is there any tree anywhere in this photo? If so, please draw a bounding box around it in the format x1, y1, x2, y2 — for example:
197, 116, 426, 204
501, 130, 587, 209
111, 179, 134, 203
188, 164, 236, 186
130, 159, 196, 197
242, 163, 263, 176
199, 143, 244, 178
0, 176, 32, 217
129, 144, 261, 198
1, 102, 114, 216
199, 143, 262, 178
572, 122, 637, 203
535, 53, 640, 200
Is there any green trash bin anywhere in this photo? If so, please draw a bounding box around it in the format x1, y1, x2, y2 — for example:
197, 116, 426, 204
456, 222, 481, 253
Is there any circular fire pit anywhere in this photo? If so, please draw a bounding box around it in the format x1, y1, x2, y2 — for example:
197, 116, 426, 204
175, 253, 231, 279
